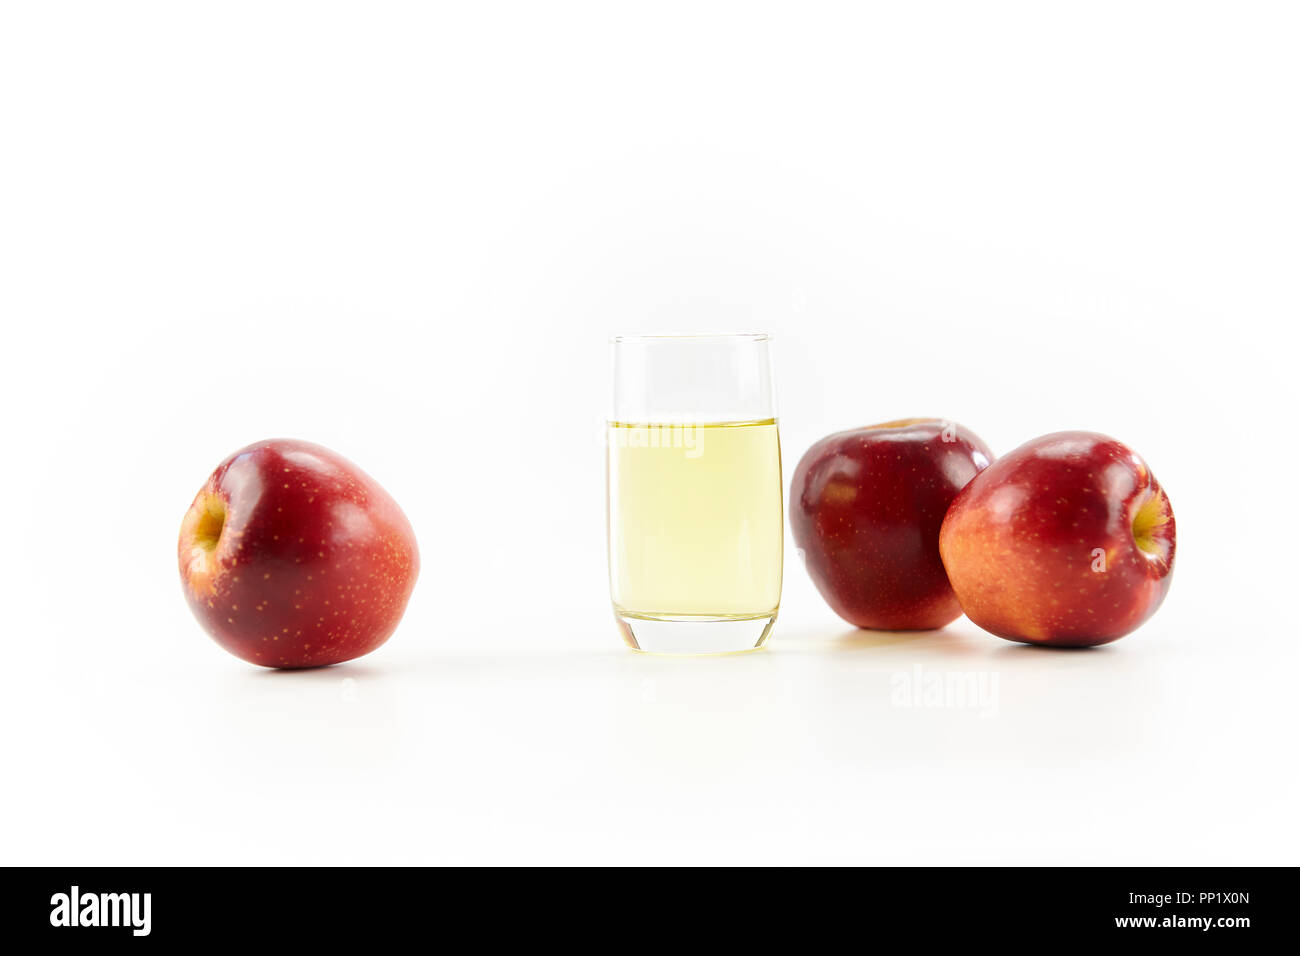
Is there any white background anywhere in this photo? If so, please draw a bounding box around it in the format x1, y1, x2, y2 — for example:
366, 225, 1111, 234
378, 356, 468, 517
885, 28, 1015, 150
2, 2, 1297, 864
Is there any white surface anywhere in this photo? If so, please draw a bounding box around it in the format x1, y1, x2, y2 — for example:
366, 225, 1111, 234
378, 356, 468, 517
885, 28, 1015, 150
2, 2, 1297, 865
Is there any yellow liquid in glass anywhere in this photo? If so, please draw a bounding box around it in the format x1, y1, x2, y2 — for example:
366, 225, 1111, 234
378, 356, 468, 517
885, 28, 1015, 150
607, 419, 783, 619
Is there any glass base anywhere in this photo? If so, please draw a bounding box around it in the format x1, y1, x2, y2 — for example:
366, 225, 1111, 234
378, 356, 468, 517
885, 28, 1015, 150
615, 611, 777, 655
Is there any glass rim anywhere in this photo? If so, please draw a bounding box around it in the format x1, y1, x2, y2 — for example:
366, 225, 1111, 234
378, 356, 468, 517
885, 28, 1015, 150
610, 332, 771, 344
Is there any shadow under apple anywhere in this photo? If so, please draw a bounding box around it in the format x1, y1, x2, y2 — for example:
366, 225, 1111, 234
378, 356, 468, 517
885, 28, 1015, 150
828, 622, 990, 656
249, 660, 391, 682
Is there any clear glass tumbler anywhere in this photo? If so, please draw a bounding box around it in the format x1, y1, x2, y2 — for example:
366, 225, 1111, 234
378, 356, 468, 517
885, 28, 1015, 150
607, 333, 783, 654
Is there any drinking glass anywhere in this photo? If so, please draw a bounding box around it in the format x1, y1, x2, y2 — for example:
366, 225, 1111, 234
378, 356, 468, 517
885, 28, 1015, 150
607, 333, 783, 654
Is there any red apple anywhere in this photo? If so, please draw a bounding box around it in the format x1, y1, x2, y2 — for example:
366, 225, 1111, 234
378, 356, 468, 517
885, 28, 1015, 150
790, 418, 993, 630
178, 439, 419, 667
939, 431, 1175, 647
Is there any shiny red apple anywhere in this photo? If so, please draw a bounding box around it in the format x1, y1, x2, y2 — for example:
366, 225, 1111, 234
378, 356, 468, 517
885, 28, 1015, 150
790, 418, 993, 630
178, 439, 419, 667
939, 431, 1175, 647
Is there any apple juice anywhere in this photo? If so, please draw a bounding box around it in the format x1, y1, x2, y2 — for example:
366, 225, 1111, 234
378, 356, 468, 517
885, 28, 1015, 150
607, 419, 783, 621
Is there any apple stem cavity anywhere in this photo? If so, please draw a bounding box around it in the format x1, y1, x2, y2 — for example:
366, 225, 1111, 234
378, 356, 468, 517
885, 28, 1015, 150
194, 495, 226, 551
1131, 491, 1171, 560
